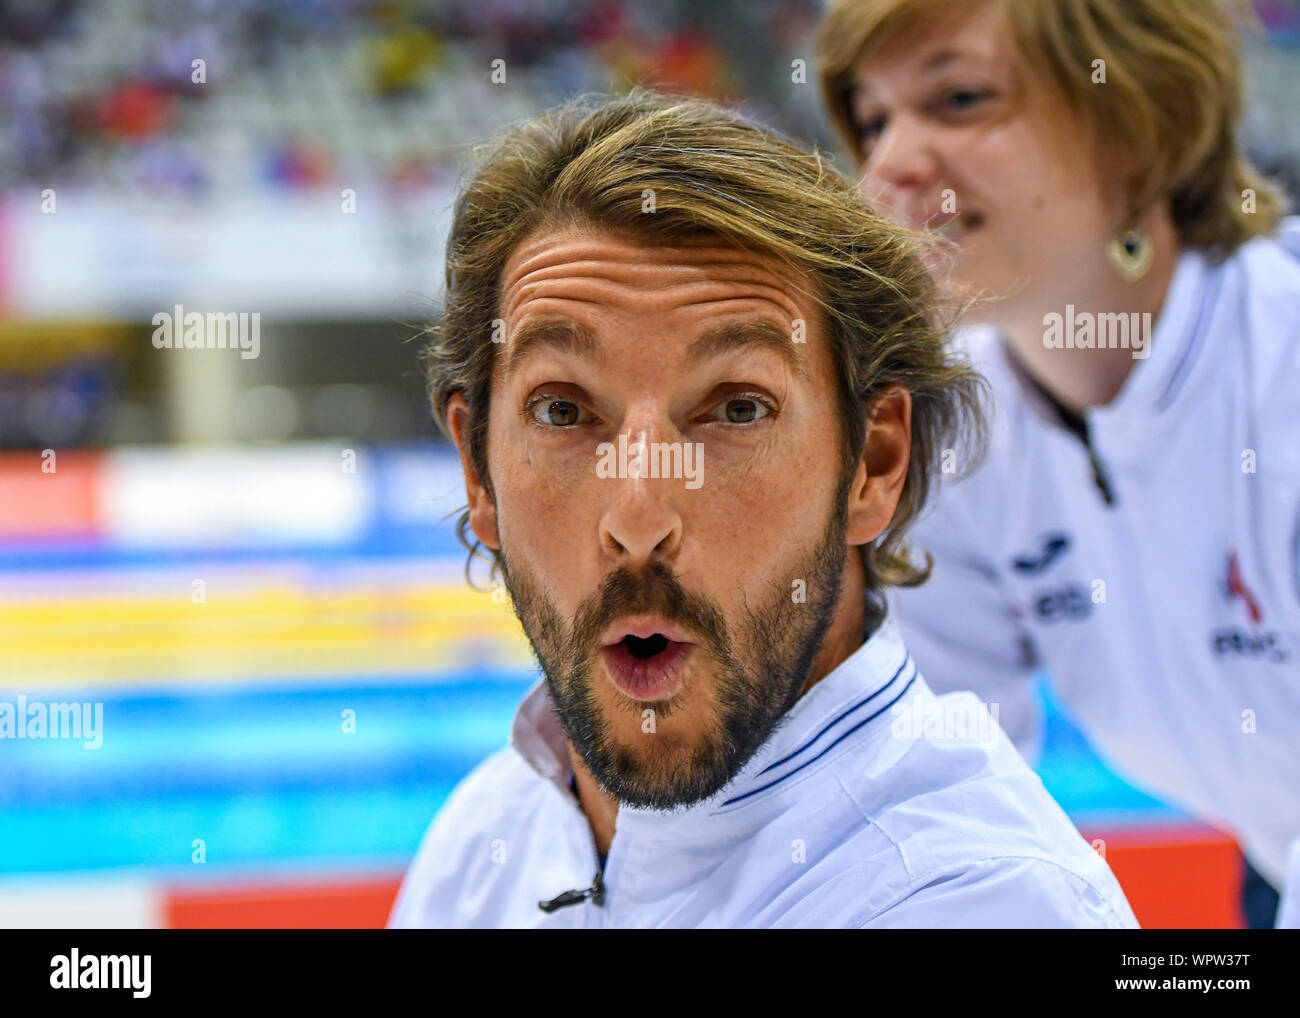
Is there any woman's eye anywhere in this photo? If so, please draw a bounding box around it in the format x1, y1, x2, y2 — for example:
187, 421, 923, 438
711, 396, 772, 425
942, 88, 990, 112
856, 115, 886, 150
530, 398, 585, 427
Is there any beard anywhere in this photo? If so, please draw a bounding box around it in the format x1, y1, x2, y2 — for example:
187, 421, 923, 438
496, 493, 851, 811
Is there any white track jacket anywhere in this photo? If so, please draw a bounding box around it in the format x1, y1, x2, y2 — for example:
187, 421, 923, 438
390, 617, 1137, 928
891, 219, 1300, 898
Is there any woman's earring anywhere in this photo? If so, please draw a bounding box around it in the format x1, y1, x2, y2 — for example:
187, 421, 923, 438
1108, 226, 1153, 282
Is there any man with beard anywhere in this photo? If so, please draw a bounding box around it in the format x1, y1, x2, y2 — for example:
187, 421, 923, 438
388, 89, 1137, 928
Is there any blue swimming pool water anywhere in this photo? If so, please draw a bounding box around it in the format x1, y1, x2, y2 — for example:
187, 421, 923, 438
0, 669, 1180, 877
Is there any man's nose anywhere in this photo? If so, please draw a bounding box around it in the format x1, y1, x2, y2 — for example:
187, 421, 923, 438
861, 114, 940, 209
598, 427, 685, 568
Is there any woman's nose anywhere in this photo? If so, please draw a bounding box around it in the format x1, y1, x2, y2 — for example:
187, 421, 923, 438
862, 116, 941, 205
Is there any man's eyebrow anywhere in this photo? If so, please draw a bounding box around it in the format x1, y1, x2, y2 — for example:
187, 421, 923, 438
503, 319, 601, 379
686, 319, 809, 379
502, 316, 808, 380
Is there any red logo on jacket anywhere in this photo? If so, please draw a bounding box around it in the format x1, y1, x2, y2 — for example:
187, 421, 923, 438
1226, 551, 1263, 624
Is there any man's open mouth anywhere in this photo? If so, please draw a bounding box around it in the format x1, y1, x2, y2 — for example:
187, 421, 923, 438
623, 633, 670, 658
599, 622, 693, 702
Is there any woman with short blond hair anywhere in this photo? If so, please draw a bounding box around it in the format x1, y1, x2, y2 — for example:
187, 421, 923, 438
817, 0, 1300, 927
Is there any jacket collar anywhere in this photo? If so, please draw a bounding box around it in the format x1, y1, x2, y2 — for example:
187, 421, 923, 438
991, 246, 1219, 468
1081, 247, 1221, 465
508, 614, 915, 824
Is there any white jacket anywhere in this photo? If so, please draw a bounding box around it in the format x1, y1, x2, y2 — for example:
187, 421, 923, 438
389, 617, 1137, 928
892, 219, 1300, 895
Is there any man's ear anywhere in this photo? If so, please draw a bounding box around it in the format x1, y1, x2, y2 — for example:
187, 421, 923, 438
845, 384, 912, 546
446, 392, 500, 551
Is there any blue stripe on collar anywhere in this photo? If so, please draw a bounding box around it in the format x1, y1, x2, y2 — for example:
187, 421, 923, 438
719, 655, 916, 808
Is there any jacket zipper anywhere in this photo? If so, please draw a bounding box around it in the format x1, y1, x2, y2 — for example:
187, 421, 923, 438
535, 770, 609, 923
1022, 367, 1118, 506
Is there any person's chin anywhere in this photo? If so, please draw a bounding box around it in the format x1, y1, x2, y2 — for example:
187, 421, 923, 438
600, 727, 726, 809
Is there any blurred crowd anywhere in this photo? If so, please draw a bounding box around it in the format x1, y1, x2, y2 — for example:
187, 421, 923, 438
0, 0, 825, 199
0, 0, 1296, 451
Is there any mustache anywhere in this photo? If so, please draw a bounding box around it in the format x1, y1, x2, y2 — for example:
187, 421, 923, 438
569, 560, 730, 659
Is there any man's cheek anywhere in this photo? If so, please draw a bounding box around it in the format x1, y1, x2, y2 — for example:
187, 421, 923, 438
710, 454, 809, 524
688, 507, 781, 593
500, 484, 595, 583
497, 440, 586, 506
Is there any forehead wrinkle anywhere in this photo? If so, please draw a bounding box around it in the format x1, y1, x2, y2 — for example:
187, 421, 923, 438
497, 234, 826, 383
506, 235, 791, 276
503, 277, 626, 321
503, 232, 813, 294
507, 261, 800, 299
506, 270, 811, 320
669, 280, 807, 318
